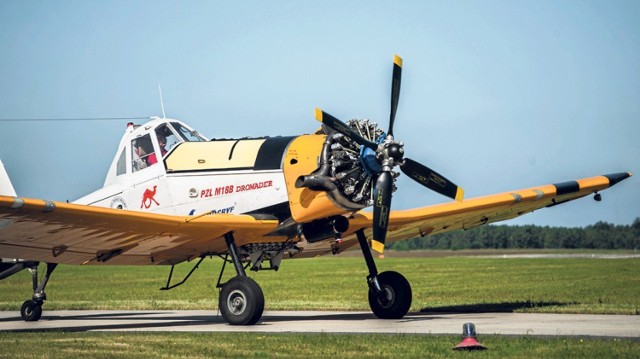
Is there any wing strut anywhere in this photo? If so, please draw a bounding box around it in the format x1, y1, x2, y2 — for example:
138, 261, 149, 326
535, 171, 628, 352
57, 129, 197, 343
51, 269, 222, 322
160, 255, 206, 290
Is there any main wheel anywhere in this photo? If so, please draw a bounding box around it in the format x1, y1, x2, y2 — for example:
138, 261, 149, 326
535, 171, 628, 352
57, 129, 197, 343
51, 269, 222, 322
20, 300, 43, 322
368, 271, 412, 319
219, 276, 265, 325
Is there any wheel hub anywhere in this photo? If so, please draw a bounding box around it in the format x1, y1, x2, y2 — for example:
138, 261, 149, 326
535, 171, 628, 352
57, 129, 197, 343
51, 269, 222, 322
228, 289, 247, 315
377, 286, 395, 308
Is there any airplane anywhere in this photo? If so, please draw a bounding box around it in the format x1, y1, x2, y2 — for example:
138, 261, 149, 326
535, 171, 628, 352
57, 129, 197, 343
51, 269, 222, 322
0, 55, 631, 325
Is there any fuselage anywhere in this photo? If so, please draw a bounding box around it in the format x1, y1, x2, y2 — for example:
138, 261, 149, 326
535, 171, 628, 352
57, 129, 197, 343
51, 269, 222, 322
74, 117, 379, 242
75, 118, 294, 220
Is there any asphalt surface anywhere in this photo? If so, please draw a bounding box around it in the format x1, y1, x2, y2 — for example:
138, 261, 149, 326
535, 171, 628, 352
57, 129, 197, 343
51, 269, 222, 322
1, 310, 638, 337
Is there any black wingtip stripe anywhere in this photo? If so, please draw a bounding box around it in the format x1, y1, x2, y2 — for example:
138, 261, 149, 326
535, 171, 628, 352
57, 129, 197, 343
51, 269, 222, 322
604, 172, 631, 187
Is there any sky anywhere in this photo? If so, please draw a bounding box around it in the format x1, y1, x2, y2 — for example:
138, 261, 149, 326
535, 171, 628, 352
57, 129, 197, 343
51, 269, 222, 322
0, 1, 637, 227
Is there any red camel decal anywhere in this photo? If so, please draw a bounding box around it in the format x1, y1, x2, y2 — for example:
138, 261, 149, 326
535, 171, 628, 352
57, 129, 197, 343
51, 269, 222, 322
140, 185, 159, 209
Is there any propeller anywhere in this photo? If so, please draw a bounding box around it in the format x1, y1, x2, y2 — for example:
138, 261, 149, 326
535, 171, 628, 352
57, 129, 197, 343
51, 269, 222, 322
388, 54, 402, 137
315, 55, 464, 253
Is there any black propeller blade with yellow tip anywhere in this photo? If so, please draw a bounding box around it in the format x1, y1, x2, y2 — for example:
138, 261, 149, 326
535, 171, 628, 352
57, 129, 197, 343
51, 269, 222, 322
316, 55, 464, 253
388, 54, 402, 137
314, 108, 378, 150
400, 158, 464, 202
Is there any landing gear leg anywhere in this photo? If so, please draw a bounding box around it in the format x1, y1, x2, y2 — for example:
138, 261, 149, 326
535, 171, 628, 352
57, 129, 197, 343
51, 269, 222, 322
218, 232, 265, 325
356, 230, 412, 319
21, 262, 57, 322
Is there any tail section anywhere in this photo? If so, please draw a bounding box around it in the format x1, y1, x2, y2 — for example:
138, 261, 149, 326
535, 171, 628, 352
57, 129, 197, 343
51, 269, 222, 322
0, 160, 28, 280
0, 160, 17, 196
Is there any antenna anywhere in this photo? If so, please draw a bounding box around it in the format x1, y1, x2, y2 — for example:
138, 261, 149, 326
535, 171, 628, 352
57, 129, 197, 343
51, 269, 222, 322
158, 84, 167, 118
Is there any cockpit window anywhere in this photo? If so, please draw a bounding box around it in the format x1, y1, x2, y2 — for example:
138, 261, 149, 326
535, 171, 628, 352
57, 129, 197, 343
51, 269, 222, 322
155, 124, 180, 155
116, 148, 126, 176
171, 122, 207, 142
131, 134, 155, 172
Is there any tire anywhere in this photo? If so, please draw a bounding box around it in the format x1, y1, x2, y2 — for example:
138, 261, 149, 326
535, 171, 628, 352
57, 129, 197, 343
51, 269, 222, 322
20, 300, 43, 322
368, 271, 412, 319
219, 276, 265, 325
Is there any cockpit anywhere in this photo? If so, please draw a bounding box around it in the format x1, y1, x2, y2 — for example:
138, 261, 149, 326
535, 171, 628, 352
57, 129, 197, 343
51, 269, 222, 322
103, 118, 210, 189
128, 120, 208, 173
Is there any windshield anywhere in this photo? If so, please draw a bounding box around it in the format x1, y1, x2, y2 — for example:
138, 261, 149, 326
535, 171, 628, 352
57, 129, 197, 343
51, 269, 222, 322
171, 122, 207, 142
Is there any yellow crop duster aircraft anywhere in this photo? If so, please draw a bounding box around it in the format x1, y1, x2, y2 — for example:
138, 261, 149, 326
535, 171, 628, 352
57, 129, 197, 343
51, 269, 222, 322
0, 56, 631, 325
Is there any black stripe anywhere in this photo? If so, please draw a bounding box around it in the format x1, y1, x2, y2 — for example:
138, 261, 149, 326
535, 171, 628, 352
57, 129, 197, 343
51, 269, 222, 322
604, 172, 631, 187
228, 140, 240, 160
553, 181, 580, 196
254, 136, 296, 170
244, 201, 291, 222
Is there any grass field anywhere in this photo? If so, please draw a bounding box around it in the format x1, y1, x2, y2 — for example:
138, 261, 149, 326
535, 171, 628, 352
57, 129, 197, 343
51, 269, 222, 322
1, 252, 639, 314
0, 332, 638, 358
1, 251, 639, 357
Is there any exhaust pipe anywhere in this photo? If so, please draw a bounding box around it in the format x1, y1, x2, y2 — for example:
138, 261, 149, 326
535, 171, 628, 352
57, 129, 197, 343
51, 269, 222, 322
301, 216, 350, 243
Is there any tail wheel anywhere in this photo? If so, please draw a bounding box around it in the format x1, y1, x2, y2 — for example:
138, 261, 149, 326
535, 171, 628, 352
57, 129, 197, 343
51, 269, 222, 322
368, 271, 412, 319
219, 276, 264, 325
20, 300, 43, 322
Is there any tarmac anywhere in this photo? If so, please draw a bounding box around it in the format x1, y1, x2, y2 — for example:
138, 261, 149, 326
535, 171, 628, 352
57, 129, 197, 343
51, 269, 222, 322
1, 310, 638, 337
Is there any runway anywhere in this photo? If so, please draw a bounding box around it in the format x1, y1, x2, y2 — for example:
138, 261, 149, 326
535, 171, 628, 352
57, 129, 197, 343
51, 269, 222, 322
1, 310, 639, 337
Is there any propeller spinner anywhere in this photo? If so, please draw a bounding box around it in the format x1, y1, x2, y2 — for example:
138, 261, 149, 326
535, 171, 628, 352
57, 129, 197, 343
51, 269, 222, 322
315, 55, 464, 252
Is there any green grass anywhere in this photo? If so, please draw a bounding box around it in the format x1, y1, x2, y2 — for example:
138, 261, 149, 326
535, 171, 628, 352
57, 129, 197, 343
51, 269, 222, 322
0, 332, 638, 358
1, 255, 639, 314
1, 254, 639, 357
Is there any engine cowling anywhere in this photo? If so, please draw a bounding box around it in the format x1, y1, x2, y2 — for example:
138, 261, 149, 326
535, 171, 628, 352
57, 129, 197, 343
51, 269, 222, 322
283, 120, 396, 224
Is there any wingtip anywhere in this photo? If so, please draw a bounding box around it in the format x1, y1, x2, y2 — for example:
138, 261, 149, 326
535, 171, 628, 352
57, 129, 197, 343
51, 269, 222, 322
314, 107, 323, 122
605, 172, 632, 187
371, 240, 385, 253
455, 187, 464, 202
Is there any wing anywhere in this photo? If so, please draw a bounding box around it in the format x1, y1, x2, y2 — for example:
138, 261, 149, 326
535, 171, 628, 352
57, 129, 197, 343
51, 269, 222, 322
0, 173, 631, 264
0, 196, 281, 265
344, 172, 632, 244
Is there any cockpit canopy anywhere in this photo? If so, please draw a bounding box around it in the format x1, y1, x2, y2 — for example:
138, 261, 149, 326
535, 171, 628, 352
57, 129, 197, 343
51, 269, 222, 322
130, 121, 208, 173
105, 118, 208, 187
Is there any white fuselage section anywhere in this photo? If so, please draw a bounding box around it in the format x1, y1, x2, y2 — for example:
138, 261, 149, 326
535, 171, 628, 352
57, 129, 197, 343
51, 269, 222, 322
77, 168, 287, 217
74, 118, 290, 219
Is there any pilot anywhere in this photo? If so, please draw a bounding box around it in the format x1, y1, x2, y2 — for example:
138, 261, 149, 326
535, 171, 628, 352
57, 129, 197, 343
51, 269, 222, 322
147, 135, 167, 165
133, 142, 148, 171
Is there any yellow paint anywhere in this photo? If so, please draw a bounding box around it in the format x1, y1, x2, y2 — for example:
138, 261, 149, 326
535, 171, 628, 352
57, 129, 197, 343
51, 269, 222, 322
578, 175, 609, 191
394, 54, 403, 67
0, 195, 281, 265
165, 139, 265, 172
314, 107, 323, 122
455, 187, 464, 202
0, 173, 629, 266
282, 134, 346, 222
371, 239, 385, 253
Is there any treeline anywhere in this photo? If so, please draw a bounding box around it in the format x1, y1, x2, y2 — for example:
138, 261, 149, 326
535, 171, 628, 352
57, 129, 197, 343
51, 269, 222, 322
388, 218, 640, 250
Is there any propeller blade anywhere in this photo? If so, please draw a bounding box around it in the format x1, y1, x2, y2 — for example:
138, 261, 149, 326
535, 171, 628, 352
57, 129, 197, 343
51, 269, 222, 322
401, 158, 464, 202
388, 54, 402, 137
372, 171, 393, 253
315, 108, 378, 150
